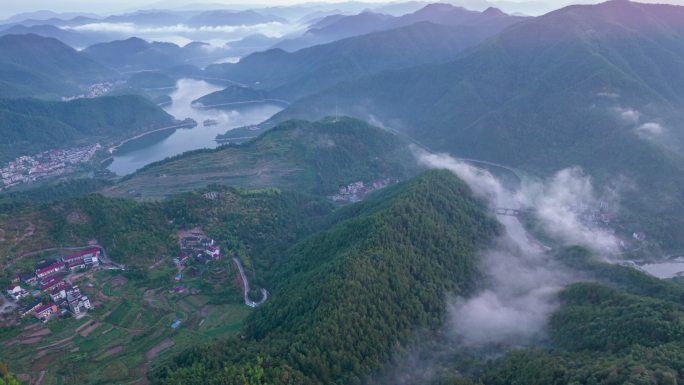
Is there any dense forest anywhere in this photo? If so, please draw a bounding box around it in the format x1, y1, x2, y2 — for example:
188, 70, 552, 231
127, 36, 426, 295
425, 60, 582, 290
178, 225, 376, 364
150, 221, 684, 385
0, 95, 177, 162
4, 169, 684, 385
151, 170, 501, 384
274, 0, 684, 254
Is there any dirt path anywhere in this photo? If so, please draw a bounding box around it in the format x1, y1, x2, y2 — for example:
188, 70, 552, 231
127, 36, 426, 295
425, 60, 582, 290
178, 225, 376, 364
37, 336, 74, 351
20, 337, 43, 345
24, 328, 51, 338
31, 370, 46, 385
103, 345, 123, 358
79, 322, 100, 337
75, 319, 96, 333
146, 339, 174, 360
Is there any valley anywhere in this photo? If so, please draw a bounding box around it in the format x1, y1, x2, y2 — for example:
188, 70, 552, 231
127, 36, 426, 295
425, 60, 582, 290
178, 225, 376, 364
2, 1, 684, 385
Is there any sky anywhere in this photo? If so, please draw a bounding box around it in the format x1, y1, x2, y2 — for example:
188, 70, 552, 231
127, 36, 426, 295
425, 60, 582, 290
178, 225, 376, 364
0, 0, 572, 19
0, 0, 382, 19
1, 0, 683, 20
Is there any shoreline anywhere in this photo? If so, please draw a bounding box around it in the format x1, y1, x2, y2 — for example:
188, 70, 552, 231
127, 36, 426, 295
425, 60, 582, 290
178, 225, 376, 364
108, 120, 198, 156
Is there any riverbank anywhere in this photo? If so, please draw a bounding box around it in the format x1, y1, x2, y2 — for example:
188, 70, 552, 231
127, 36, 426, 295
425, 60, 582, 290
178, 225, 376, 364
108, 119, 198, 155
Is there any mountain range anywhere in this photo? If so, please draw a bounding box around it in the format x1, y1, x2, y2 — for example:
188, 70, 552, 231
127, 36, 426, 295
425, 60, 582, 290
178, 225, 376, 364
275, 3, 525, 51
203, 11, 525, 102
272, 0, 684, 252
0, 34, 116, 98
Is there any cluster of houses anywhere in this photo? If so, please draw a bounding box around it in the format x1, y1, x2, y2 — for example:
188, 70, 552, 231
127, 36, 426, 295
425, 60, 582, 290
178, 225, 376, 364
176, 233, 221, 267
330, 178, 395, 203
5, 248, 100, 322
61, 82, 114, 102
1, 144, 101, 190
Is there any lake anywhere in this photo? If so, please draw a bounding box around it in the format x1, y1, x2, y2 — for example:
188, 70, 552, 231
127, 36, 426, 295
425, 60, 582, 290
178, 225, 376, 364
107, 78, 283, 176
639, 257, 684, 279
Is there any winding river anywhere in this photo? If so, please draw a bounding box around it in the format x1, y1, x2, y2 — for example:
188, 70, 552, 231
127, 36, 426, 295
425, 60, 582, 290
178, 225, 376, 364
107, 78, 283, 176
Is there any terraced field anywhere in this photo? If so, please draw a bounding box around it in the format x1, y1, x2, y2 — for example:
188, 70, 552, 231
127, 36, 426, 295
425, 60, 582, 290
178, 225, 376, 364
0, 257, 249, 384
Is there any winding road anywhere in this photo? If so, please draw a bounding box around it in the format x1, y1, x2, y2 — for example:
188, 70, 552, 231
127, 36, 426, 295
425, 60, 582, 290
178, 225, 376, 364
232, 257, 268, 308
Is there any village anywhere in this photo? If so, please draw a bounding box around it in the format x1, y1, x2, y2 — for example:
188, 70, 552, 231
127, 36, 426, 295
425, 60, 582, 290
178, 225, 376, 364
3, 248, 104, 323
0, 143, 101, 190
61, 82, 115, 102
330, 178, 396, 203
0, 227, 269, 383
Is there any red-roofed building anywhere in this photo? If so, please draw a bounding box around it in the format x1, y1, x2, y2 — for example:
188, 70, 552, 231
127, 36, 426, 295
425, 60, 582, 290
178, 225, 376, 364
68, 260, 86, 271
41, 277, 65, 292
50, 284, 69, 302
36, 261, 65, 279
34, 303, 58, 321
205, 245, 220, 260
62, 248, 100, 266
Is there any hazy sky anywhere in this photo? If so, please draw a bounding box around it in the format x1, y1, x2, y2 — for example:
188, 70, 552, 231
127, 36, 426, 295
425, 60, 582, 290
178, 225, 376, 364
2, 0, 683, 19
0, 0, 377, 18
1, 0, 551, 18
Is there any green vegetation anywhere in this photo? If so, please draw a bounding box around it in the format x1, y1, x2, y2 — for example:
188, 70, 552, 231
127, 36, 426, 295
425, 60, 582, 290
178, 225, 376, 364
0, 95, 177, 162
0, 179, 112, 205
0, 34, 115, 99
107, 117, 422, 200
194, 85, 270, 106
0, 185, 333, 384
204, 20, 516, 101
151, 170, 501, 384
276, 0, 684, 253
0, 185, 332, 269
0, 363, 19, 385
0, 267, 248, 384
477, 247, 684, 385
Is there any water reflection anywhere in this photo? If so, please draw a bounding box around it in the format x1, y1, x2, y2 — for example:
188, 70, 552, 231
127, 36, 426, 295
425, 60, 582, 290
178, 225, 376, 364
108, 78, 283, 175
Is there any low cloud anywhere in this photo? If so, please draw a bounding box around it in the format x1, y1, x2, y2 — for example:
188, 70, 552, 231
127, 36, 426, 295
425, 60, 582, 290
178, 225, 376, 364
66, 21, 301, 42
612, 107, 640, 124
637, 122, 664, 135
415, 150, 618, 347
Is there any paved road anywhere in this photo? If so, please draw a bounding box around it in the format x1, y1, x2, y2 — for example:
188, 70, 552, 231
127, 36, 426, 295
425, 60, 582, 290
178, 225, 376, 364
232, 258, 267, 308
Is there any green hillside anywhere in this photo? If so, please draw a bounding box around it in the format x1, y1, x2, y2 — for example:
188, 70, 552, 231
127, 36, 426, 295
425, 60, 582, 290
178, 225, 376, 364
275, 0, 684, 252
0, 34, 117, 98
480, 246, 684, 385
0, 95, 178, 162
204, 21, 518, 102
106, 117, 422, 199
193, 85, 270, 106
0, 186, 332, 271
151, 170, 501, 384
0, 186, 333, 384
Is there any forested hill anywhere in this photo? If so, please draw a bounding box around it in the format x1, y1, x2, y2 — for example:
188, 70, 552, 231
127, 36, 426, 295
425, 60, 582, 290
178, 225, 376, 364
151, 170, 501, 384
0, 34, 116, 99
482, 246, 684, 385
274, 0, 684, 253
203, 20, 518, 102
0, 95, 177, 162
106, 117, 422, 199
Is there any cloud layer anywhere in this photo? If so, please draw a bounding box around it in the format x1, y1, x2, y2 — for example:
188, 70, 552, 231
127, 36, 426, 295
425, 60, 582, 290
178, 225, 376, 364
416, 150, 617, 347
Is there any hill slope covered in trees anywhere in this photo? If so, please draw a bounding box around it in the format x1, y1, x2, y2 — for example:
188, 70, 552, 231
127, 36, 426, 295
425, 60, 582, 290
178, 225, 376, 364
0, 95, 178, 162
151, 170, 501, 384
275, 0, 684, 252
106, 117, 422, 199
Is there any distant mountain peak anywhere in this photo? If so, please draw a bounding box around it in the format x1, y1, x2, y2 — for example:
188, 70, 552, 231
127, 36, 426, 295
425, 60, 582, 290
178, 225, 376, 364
422, 3, 464, 12
482, 7, 507, 17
